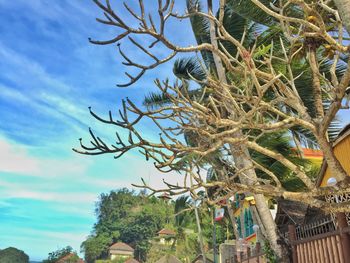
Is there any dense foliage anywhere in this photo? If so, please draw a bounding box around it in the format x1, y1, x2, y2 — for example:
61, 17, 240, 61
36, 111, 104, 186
81, 189, 234, 262
0, 247, 29, 263
81, 189, 169, 262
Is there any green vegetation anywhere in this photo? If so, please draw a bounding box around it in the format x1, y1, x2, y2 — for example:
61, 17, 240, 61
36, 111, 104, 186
81, 189, 234, 262
42, 246, 79, 263
0, 247, 29, 263
81, 189, 169, 262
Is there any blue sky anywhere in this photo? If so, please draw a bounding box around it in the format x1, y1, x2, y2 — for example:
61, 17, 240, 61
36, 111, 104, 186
1, 1, 350, 262
0, 0, 192, 261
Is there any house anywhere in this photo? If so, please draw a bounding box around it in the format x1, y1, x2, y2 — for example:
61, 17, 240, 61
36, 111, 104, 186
317, 124, 350, 188
155, 255, 182, 263
56, 253, 85, 263
157, 228, 176, 245
192, 253, 214, 263
233, 147, 323, 245
158, 193, 172, 202
274, 199, 327, 233
108, 242, 134, 261
316, 124, 350, 224
125, 258, 140, 263
232, 194, 263, 245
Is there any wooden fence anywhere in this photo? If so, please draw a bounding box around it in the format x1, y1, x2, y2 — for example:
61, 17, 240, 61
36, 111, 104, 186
288, 213, 350, 263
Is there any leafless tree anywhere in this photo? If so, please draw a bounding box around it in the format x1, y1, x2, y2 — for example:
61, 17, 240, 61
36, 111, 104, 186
74, 0, 350, 259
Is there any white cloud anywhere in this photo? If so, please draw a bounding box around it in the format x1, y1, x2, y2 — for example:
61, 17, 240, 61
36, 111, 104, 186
0, 139, 40, 174
0, 136, 90, 178
3, 190, 97, 204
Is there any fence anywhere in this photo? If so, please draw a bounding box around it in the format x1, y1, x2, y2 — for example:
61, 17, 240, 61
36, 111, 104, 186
288, 213, 350, 263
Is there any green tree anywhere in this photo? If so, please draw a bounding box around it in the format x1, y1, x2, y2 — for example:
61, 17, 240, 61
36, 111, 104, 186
81, 189, 170, 262
42, 246, 79, 263
81, 233, 112, 263
0, 247, 29, 263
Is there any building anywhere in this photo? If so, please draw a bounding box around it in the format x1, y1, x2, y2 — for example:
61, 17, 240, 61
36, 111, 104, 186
155, 255, 182, 263
192, 253, 214, 263
317, 124, 350, 187
125, 258, 140, 263
56, 253, 85, 263
317, 124, 350, 224
232, 194, 267, 245
156, 228, 176, 245
274, 199, 327, 233
233, 148, 323, 246
108, 242, 134, 261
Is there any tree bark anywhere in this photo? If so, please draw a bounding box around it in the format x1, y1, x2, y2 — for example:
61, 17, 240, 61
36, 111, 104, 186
230, 143, 285, 260
333, 0, 350, 35
226, 201, 240, 239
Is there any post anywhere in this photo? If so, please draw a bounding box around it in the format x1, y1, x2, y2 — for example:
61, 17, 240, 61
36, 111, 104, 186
288, 225, 298, 263
256, 242, 261, 263
239, 251, 244, 262
213, 219, 217, 263
195, 205, 206, 263
336, 212, 350, 263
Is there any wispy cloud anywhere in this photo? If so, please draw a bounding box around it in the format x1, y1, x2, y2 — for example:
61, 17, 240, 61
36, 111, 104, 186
0, 0, 197, 261
0, 136, 89, 177
0, 138, 40, 174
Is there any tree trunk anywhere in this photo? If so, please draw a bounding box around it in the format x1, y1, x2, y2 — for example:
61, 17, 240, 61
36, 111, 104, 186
207, 0, 284, 260
333, 0, 350, 34
226, 201, 240, 239
230, 143, 284, 260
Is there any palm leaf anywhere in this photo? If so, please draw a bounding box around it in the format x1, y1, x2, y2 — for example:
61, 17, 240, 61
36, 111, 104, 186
143, 91, 172, 109
173, 57, 207, 81
187, 0, 215, 71
226, 0, 277, 26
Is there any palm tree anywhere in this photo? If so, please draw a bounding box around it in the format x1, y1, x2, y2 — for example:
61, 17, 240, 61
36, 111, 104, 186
144, 0, 289, 257
173, 196, 202, 262
143, 0, 345, 259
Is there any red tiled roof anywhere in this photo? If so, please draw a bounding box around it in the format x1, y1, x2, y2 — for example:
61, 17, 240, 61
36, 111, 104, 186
155, 255, 182, 263
157, 228, 176, 235
125, 258, 140, 263
56, 253, 85, 263
158, 193, 172, 200
109, 242, 134, 252
302, 148, 323, 158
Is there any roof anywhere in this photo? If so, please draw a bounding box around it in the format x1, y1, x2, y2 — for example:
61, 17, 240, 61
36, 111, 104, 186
192, 254, 214, 263
275, 199, 309, 226
157, 228, 176, 235
125, 258, 140, 263
155, 255, 182, 263
56, 253, 85, 263
301, 148, 323, 159
275, 199, 325, 232
316, 123, 350, 187
109, 242, 134, 252
158, 193, 172, 200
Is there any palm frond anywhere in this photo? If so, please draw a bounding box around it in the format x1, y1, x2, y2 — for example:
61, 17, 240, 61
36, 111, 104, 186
173, 57, 207, 81
217, 6, 247, 56
226, 0, 277, 26
186, 0, 215, 70
143, 91, 171, 109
